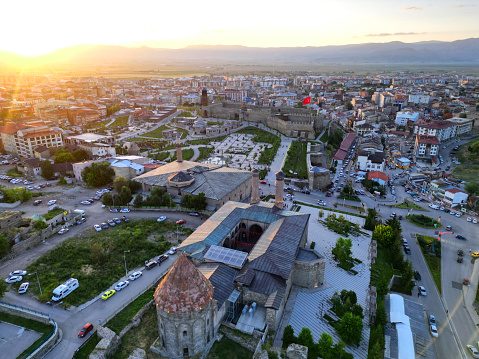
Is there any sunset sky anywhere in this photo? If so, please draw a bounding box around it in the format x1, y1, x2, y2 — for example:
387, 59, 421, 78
1, 0, 478, 56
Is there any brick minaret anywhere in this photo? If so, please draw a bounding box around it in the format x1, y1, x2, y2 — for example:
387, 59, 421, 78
274, 171, 285, 209
251, 169, 260, 204
176, 132, 182, 162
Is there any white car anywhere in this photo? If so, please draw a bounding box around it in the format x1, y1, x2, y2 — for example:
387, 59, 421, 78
440, 207, 445, 211
467, 217, 472, 222
450, 211, 455, 215
9, 270, 27, 277
120, 208, 130, 213
47, 200, 57, 205
129, 271, 142, 281
474, 219, 478, 224
456, 213, 461, 218
81, 201, 92, 205
26, 186, 34, 190
58, 228, 69, 235
429, 324, 438, 337
5, 275, 23, 283
94, 224, 102, 232
18, 282, 29, 294
419, 286, 427, 296
157, 216, 167, 222
114, 281, 129, 291
169, 247, 177, 255
467, 345, 479, 358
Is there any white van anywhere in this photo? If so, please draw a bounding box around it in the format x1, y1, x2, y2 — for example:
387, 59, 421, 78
429, 203, 439, 210
73, 209, 85, 216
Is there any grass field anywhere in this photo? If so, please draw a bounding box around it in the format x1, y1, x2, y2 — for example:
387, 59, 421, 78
406, 214, 441, 229
24, 219, 174, 306
417, 234, 442, 293
189, 135, 227, 145
389, 201, 427, 211
282, 141, 308, 179
110, 116, 129, 128
237, 126, 281, 165
171, 148, 194, 161
206, 335, 253, 359
452, 139, 479, 182
107, 288, 155, 334
140, 125, 171, 138
197, 146, 214, 161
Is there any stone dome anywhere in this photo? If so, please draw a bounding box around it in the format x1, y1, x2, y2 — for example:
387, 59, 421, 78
167, 171, 194, 188
154, 254, 214, 314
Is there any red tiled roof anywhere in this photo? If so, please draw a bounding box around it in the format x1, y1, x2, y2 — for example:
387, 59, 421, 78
339, 133, 357, 151
446, 188, 467, 195
416, 119, 454, 129
333, 149, 348, 161
154, 254, 214, 314
367, 171, 389, 182
416, 135, 439, 145
0, 122, 30, 134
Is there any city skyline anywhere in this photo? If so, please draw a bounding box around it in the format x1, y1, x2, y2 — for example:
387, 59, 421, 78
1, 0, 478, 56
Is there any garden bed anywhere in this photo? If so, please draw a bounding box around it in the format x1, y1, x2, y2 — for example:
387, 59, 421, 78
406, 214, 441, 228
389, 201, 427, 211
282, 141, 308, 179
236, 126, 280, 165
416, 234, 442, 293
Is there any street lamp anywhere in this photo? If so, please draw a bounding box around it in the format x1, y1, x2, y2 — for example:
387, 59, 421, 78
123, 250, 130, 276
29, 272, 42, 297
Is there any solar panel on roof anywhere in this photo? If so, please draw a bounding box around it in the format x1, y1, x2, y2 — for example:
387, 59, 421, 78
205, 245, 247, 268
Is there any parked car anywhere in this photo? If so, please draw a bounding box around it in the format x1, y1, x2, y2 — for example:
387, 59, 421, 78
176, 219, 186, 225
458, 250, 464, 256
168, 247, 177, 255
472, 252, 479, 258
189, 212, 199, 216
419, 286, 427, 296
109, 208, 119, 213
429, 315, 436, 325
157, 254, 169, 263
58, 228, 69, 235
114, 281, 129, 291
47, 200, 57, 206
129, 271, 142, 281
76, 218, 86, 225
120, 208, 130, 213
101, 290, 116, 300
9, 270, 27, 277
80, 201, 91, 205
429, 324, 438, 337
113, 218, 121, 224
157, 216, 167, 222
78, 323, 94, 338
5, 276, 23, 283
456, 235, 467, 240
33, 200, 42, 206
467, 345, 479, 358
121, 216, 130, 223
467, 217, 472, 222
101, 223, 109, 230
458, 257, 463, 263
260, 180, 267, 184
94, 224, 102, 231
404, 246, 411, 254
107, 220, 115, 227
18, 282, 29, 294
414, 271, 421, 280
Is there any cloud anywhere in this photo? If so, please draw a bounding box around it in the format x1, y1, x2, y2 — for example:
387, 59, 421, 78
403, 6, 423, 10
365, 32, 427, 37
455, 4, 476, 7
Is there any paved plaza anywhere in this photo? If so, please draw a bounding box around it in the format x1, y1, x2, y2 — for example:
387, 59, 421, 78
278, 204, 372, 359
0, 322, 42, 358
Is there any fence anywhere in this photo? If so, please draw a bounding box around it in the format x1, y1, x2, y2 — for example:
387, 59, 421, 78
0, 301, 59, 359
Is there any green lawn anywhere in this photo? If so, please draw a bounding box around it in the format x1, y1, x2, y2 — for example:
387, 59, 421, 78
236, 126, 281, 165
390, 201, 428, 211
171, 148, 194, 161
110, 116, 129, 128
206, 335, 253, 359
320, 131, 329, 143
73, 332, 100, 359
406, 214, 441, 229
25, 220, 174, 306
189, 135, 227, 145
0, 312, 54, 358
140, 125, 171, 138
282, 141, 308, 179
197, 146, 214, 161
107, 288, 155, 334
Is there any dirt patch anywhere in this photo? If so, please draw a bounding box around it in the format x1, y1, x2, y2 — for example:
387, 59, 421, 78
81, 265, 94, 275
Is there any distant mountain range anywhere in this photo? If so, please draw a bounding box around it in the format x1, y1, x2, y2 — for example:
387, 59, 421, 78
3, 38, 479, 67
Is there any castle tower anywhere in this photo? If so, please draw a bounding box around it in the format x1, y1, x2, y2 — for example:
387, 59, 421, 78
201, 87, 208, 107
176, 132, 182, 163
274, 171, 285, 209
250, 168, 260, 204
154, 254, 217, 358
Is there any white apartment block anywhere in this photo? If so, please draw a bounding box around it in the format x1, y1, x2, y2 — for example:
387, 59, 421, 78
408, 94, 431, 104
414, 120, 456, 142
448, 117, 474, 136
395, 111, 419, 126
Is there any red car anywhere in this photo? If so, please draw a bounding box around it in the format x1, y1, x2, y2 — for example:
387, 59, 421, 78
176, 219, 186, 225
78, 323, 93, 338
260, 180, 267, 184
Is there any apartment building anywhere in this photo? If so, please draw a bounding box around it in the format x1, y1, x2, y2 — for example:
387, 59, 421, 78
414, 135, 439, 162
413, 119, 456, 142
448, 117, 474, 136
395, 111, 419, 126
0, 123, 63, 158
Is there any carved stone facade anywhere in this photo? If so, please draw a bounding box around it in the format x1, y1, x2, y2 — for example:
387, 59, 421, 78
292, 248, 326, 289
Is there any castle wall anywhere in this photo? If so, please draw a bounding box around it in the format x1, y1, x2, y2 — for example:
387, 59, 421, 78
292, 252, 326, 289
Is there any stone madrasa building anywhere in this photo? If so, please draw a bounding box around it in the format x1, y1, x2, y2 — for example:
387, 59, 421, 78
152, 170, 326, 358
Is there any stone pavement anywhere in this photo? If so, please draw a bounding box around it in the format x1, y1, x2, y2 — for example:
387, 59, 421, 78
276, 204, 371, 359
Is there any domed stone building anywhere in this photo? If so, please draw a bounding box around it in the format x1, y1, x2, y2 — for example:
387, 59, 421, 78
154, 254, 218, 358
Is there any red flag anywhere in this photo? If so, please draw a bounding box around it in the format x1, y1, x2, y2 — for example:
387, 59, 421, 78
302, 96, 311, 105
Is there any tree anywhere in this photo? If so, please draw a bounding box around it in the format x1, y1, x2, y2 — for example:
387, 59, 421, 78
465, 181, 479, 195
368, 341, 384, 359
41, 159, 53, 179
282, 325, 296, 348
346, 101, 353, 111
399, 260, 415, 292
180, 194, 193, 208
0, 234, 9, 259
119, 186, 133, 205
54, 151, 74, 163
192, 192, 207, 210
297, 327, 314, 348
102, 192, 113, 206
127, 179, 142, 193
372, 224, 395, 247
317, 332, 334, 359
337, 312, 363, 345
72, 149, 89, 162
133, 194, 144, 208
81, 162, 115, 187
58, 175, 67, 185
114, 176, 128, 193
332, 237, 353, 265
34, 220, 48, 230
0, 277, 7, 298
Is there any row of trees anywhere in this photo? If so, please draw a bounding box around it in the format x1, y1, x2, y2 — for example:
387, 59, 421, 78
132, 187, 175, 208
1, 187, 32, 203
282, 326, 352, 359
81, 162, 115, 187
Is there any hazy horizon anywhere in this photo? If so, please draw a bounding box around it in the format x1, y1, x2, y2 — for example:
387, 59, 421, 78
1, 0, 478, 56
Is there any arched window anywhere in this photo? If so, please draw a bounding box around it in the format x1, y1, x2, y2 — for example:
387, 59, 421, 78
183, 330, 187, 337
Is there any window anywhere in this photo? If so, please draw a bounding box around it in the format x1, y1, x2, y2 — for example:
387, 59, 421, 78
207, 319, 209, 326
183, 330, 187, 337
207, 334, 210, 343
183, 348, 189, 357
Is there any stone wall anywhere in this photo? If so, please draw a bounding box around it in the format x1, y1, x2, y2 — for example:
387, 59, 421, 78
118, 300, 154, 338
0, 210, 22, 229
292, 253, 326, 289
89, 326, 121, 359
286, 343, 308, 359
0, 201, 21, 209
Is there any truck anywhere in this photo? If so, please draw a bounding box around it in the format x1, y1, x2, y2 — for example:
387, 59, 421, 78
52, 278, 79, 301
